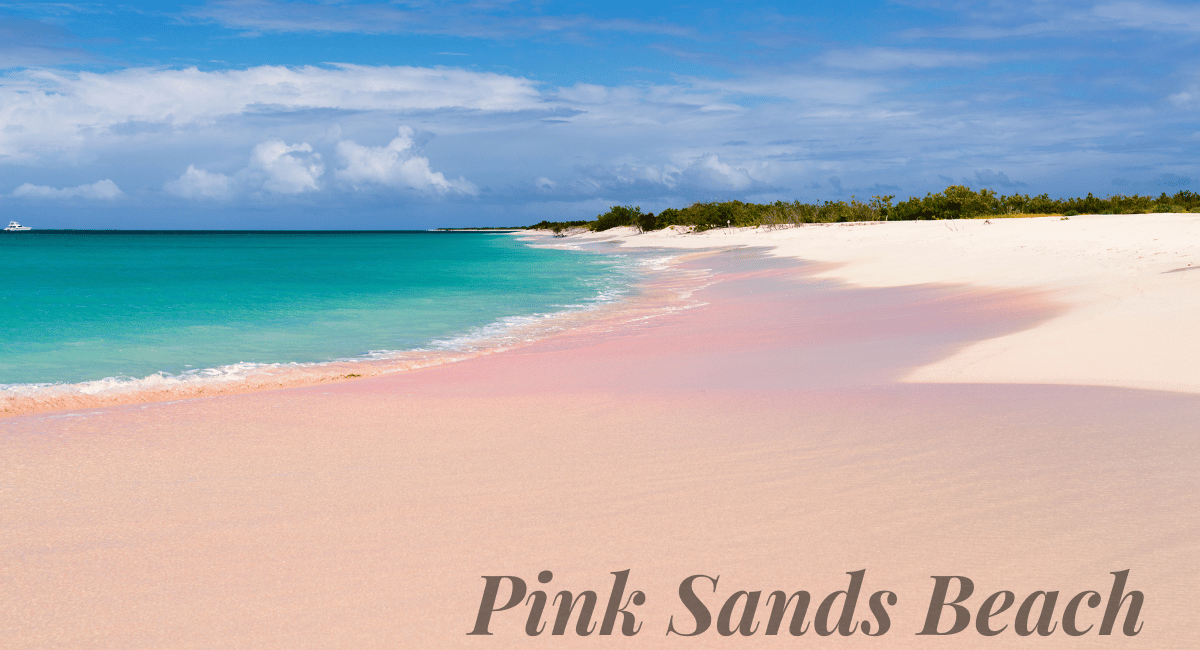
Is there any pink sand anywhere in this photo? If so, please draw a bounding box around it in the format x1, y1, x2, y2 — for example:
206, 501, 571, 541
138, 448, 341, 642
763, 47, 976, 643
1, 250, 1194, 648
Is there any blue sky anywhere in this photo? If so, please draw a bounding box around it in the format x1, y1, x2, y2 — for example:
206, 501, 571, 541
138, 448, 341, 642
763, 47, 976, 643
0, 0, 1197, 228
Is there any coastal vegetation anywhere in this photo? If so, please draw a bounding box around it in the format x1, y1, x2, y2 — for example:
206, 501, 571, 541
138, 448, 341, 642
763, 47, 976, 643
527, 219, 591, 235
527, 186, 1200, 233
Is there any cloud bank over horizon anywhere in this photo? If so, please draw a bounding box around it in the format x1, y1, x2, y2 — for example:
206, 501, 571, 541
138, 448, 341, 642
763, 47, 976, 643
0, 0, 1195, 228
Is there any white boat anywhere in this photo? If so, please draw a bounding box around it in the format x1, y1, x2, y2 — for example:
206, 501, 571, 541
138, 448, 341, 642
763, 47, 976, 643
4, 221, 31, 231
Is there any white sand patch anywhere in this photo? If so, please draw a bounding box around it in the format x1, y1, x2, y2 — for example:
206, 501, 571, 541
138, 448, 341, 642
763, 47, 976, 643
551, 214, 1200, 393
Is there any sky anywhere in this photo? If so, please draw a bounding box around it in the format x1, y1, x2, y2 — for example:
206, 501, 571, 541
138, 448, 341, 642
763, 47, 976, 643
0, 0, 1196, 229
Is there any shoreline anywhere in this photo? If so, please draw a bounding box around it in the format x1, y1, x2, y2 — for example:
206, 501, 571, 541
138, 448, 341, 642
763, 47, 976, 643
9, 211, 1197, 417
561, 213, 1200, 394
2, 216, 1197, 648
0, 240, 705, 418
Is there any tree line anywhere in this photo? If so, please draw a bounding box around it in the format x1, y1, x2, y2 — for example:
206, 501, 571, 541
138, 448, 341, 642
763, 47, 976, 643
527, 186, 1200, 233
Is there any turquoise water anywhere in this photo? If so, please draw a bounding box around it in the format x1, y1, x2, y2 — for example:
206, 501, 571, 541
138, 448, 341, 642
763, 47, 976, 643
0, 231, 630, 388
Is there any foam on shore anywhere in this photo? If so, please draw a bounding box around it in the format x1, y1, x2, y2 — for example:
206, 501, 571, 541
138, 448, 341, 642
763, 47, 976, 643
3, 245, 1193, 649
0, 247, 709, 417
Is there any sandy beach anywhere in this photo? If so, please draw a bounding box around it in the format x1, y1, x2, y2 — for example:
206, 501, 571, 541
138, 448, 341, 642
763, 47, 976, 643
599, 213, 1200, 394
2, 215, 1197, 648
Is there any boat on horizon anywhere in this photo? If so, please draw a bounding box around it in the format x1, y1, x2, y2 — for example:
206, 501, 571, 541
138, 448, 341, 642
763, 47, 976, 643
4, 221, 31, 231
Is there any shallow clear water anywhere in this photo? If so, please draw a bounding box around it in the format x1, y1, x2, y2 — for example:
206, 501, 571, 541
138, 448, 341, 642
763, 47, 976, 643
0, 231, 629, 387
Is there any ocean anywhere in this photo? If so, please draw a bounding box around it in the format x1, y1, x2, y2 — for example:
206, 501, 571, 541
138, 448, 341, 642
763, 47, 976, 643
1, 231, 636, 398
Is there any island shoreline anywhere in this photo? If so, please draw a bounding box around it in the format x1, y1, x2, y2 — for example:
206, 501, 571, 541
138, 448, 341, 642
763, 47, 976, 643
1, 216, 1196, 648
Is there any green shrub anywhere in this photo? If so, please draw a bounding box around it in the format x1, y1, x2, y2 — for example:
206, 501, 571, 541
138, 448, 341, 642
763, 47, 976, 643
635, 212, 658, 233
529, 219, 589, 232
528, 188, 1200, 231
593, 205, 642, 231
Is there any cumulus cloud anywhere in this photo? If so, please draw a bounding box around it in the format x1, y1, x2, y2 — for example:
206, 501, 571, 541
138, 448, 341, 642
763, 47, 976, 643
250, 139, 324, 194
12, 179, 122, 200
0, 49, 1189, 223
167, 138, 323, 199
334, 126, 475, 194
164, 165, 235, 199
166, 129, 474, 199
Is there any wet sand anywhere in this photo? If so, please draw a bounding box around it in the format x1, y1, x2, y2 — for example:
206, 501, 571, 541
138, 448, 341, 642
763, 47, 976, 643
2, 249, 1196, 648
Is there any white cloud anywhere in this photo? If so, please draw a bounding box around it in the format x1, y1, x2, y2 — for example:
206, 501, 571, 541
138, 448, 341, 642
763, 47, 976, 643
12, 179, 122, 199
0, 51, 1190, 223
565, 153, 762, 195
249, 139, 323, 194
820, 48, 991, 71
164, 164, 234, 199
679, 154, 757, 191
0, 64, 543, 161
167, 138, 323, 199
896, 0, 1200, 40
1093, 1, 1200, 32
334, 126, 475, 194
682, 74, 883, 107
166, 130, 476, 199
189, 0, 693, 40
1169, 84, 1200, 108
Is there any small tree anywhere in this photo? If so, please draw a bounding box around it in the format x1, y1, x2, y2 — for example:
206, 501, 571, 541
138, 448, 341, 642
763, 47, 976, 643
634, 212, 658, 233
592, 205, 643, 232
870, 194, 896, 220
